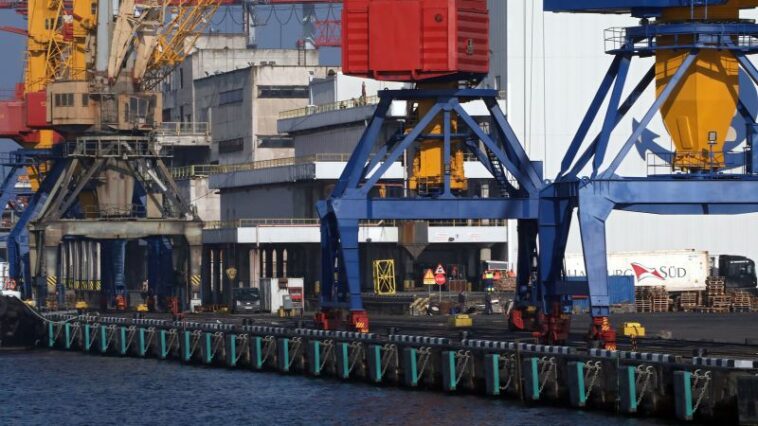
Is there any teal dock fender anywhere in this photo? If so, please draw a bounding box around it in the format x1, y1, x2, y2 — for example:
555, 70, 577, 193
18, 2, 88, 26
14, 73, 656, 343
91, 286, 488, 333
567, 362, 587, 407
367, 345, 383, 383
618, 366, 638, 413
484, 354, 501, 396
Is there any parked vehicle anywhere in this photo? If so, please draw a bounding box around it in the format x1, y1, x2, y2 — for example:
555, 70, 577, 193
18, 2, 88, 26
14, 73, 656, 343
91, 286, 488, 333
232, 288, 261, 314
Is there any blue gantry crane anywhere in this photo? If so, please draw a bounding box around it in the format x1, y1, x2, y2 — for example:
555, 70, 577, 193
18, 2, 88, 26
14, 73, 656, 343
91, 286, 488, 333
520, 0, 758, 348
316, 0, 544, 332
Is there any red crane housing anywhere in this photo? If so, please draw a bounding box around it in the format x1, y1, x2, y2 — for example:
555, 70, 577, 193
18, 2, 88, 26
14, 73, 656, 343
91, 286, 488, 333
342, 0, 489, 82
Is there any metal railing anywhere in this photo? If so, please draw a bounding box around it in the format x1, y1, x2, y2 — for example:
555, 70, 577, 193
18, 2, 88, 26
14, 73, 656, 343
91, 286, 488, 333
279, 95, 380, 119
171, 153, 352, 179
154, 121, 210, 136
646, 150, 748, 176
204, 218, 508, 230
604, 25, 758, 54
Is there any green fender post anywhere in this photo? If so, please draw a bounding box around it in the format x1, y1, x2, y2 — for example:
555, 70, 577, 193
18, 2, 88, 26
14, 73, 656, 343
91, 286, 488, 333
159, 330, 169, 360
83, 324, 92, 352
484, 354, 500, 396
522, 357, 540, 401
181, 330, 192, 362
250, 336, 264, 370
118, 327, 128, 355
619, 366, 638, 413
441, 351, 457, 392
202, 333, 213, 364
367, 345, 383, 383
336, 343, 350, 379
99, 325, 108, 353
64, 323, 72, 350
674, 371, 694, 421
402, 348, 419, 387
308, 341, 322, 376
225, 334, 237, 367
48, 323, 55, 348
138, 328, 147, 357
567, 362, 587, 407
277, 338, 290, 373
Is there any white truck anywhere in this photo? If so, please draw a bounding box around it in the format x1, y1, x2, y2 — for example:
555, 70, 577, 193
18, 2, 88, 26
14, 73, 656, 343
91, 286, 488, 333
564, 249, 710, 292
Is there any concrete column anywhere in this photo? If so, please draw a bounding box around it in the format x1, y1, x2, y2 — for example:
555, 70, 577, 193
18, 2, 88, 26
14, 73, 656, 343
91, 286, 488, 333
44, 245, 60, 307
249, 248, 260, 289
188, 244, 202, 301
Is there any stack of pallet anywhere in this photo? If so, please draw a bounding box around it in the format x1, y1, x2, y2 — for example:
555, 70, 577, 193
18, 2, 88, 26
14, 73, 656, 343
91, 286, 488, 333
635, 286, 668, 312
703, 277, 730, 313
729, 290, 753, 312
635, 287, 652, 312
650, 286, 669, 312
678, 291, 701, 312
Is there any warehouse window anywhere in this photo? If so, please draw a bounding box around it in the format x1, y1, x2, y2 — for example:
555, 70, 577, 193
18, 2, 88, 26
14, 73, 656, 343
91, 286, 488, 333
81, 94, 89, 107
218, 137, 244, 154
219, 89, 244, 105
257, 135, 293, 148
257, 85, 309, 98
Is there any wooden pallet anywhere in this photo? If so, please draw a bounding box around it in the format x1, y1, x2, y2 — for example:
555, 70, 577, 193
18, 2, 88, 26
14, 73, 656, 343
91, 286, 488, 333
730, 290, 753, 312
635, 299, 652, 313
678, 291, 701, 312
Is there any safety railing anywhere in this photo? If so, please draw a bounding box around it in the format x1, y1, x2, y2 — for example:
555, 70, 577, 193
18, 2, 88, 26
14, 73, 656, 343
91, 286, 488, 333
204, 218, 508, 230
172, 153, 352, 179
646, 150, 747, 176
604, 25, 758, 54
279, 95, 380, 119
154, 122, 211, 136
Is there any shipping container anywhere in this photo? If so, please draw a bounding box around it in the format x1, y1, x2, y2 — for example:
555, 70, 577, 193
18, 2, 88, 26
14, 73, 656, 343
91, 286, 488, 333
564, 249, 709, 292
569, 275, 634, 310
342, 0, 490, 81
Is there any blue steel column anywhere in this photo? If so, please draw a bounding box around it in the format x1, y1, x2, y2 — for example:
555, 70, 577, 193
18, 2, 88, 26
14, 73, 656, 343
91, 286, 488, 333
336, 219, 361, 310
538, 184, 576, 314
577, 182, 614, 317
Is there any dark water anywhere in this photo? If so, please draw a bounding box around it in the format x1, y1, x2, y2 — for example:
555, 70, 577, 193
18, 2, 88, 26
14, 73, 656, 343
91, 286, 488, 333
1, 351, 665, 426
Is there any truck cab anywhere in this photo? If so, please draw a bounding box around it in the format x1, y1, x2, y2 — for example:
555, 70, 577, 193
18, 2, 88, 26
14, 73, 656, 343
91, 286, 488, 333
718, 255, 758, 293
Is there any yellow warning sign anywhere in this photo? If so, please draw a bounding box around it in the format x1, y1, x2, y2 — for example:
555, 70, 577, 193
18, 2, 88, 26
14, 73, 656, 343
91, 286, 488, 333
422, 269, 436, 285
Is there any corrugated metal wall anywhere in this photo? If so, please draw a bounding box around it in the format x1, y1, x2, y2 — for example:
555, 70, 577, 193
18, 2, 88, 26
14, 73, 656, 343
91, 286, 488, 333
503, 2, 758, 264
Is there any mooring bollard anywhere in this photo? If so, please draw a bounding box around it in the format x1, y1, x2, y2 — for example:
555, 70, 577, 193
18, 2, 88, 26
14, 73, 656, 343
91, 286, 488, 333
484, 354, 501, 396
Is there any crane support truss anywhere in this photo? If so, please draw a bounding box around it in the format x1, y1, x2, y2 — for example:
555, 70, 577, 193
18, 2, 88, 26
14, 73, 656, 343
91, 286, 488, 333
316, 88, 543, 332
531, 22, 758, 349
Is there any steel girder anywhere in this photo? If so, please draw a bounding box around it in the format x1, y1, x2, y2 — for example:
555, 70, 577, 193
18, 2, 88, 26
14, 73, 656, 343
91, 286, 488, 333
318, 89, 542, 312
